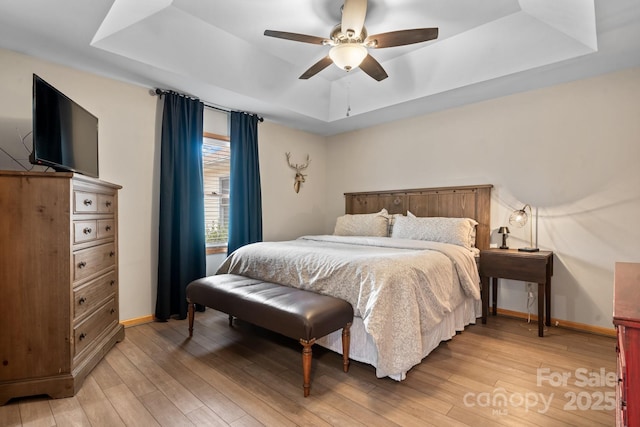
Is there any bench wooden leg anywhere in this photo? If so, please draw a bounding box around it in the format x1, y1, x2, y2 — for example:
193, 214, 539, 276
342, 322, 352, 373
188, 303, 195, 337
299, 338, 316, 397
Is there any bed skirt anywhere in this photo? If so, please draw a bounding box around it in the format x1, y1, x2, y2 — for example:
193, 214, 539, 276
315, 297, 482, 381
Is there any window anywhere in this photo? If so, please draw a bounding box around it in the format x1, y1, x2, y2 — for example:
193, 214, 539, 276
202, 132, 230, 254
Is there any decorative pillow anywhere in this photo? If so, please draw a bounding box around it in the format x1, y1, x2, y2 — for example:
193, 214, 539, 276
334, 209, 390, 237
391, 215, 478, 249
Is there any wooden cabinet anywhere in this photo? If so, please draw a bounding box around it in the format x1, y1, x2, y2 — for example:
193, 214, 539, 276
0, 171, 124, 405
613, 262, 640, 426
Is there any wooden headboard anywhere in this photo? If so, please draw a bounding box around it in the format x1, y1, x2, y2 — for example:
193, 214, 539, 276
344, 184, 493, 250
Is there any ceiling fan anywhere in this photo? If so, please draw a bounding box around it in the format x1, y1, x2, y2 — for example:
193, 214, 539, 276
264, 0, 438, 81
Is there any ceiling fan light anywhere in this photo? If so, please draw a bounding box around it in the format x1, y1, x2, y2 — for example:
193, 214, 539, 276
329, 44, 367, 71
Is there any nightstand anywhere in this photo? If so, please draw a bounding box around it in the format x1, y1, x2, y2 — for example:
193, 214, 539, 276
479, 249, 554, 337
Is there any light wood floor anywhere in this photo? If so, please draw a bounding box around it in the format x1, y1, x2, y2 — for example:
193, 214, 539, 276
1, 310, 617, 426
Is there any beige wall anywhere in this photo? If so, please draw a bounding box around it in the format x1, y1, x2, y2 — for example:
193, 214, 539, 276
325, 67, 640, 329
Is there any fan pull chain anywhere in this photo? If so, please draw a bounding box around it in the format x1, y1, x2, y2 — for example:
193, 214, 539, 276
346, 82, 351, 117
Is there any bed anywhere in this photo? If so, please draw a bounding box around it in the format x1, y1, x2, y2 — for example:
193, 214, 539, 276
217, 184, 493, 380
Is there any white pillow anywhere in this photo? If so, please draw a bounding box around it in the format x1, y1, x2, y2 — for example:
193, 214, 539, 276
392, 215, 478, 249
334, 209, 390, 237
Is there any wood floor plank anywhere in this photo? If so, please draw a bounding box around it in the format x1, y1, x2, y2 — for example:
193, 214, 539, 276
104, 345, 157, 397
0, 402, 22, 427
74, 376, 125, 427
228, 414, 265, 427
18, 398, 55, 427
139, 390, 195, 427
89, 355, 124, 390
48, 397, 91, 426
102, 383, 160, 426
184, 406, 228, 427
366, 380, 453, 417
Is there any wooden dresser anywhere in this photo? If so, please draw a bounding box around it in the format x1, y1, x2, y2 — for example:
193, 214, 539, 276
613, 262, 640, 426
0, 171, 124, 405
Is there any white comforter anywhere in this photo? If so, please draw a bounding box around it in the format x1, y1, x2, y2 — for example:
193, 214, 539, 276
217, 235, 481, 378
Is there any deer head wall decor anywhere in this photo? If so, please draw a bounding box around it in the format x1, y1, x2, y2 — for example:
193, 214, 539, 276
285, 152, 310, 193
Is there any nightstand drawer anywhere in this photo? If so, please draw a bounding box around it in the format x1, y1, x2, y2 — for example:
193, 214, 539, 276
480, 251, 550, 282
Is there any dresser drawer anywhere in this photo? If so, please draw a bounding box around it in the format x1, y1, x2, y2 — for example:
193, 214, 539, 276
73, 243, 116, 282
97, 194, 115, 213
73, 271, 117, 321
97, 219, 115, 239
74, 298, 118, 357
73, 220, 97, 244
74, 191, 98, 213
74, 191, 115, 214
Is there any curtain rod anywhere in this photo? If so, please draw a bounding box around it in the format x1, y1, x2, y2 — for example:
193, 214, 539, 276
154, 88, 263, 122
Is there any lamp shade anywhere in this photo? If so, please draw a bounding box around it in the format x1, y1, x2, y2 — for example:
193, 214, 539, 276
498, 226, 510, 234
509, 207, 528, 228
329, 43, 368, 71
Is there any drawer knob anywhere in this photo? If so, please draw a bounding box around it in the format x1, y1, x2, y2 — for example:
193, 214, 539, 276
78, 261, 87, 269
83, 227, 92, 235
105, 225, 112, 231
106, 201, 112, 207
109, 251, 116, 257
110, 280, 116, 286
83, 199, 93, 206
79, 333, 87, 341
79, 297, 87, 305
110, 308, 116, 315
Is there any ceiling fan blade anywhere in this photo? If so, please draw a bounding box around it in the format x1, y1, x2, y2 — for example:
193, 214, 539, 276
341, 0, 367, 38
359, 54, 388, 81
299, 56, 334, 79
264, 30, 327, 45
366, 28, 439, 48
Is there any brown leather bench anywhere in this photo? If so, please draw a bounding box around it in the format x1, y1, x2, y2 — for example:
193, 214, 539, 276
186, 274, 354, 397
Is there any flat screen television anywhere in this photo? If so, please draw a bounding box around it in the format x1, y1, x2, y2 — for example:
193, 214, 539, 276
30, 74, 99, 178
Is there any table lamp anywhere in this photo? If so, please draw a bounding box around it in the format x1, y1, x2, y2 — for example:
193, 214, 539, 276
498, 227, 510, 249
509, 204, 539, 252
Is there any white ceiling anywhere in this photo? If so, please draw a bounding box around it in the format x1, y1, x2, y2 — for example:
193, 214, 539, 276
1, 0, 639, 136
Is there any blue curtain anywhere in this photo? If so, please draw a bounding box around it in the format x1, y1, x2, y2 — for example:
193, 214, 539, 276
227, 112, 262, 255
155, 93, 206, 321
